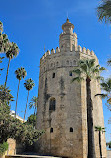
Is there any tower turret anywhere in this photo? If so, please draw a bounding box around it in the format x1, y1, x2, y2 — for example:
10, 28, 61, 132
59, 18, 77, 52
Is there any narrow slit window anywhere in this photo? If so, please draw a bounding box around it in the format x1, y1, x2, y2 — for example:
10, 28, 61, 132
70, 127, 73, 132
52, 73, 55, 78
50, 128, 53, 133
49, 98, 56, 111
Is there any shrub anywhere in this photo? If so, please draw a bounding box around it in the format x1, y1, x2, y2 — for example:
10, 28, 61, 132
0, 141, 8, 155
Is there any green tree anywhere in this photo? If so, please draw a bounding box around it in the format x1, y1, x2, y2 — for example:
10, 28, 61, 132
97, 0, 111, 23
101, 78, 111, 107
95, 126, 105, 158
29, 96, 38, 127
0, 84, 44, 149
26, 114, 36, 127
5, 42, 19, 86
0, 21, 9, 53
24, 78, 35, 122
0, 142, 8, 156
15, 67, 27, 118
0, 85, 14, 143
0, 85, 14, 105
72, 59, 105, 158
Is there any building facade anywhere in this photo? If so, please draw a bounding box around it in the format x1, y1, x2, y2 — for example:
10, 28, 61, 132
36, 19, 106, 158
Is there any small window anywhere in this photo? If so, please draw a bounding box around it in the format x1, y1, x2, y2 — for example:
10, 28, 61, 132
49, 98, 56, 111
70, 127, 73, 132
50, 128, 53, 133
52, 73, 55, 78
69, 71, 72, 76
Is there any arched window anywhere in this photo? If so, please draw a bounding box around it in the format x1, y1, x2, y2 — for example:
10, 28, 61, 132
49, 98, 56, 111
50, 128, 53, 133
70, 127, 73, 132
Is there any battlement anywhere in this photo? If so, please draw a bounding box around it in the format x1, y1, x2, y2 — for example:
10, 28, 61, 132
41, 45, 95, 60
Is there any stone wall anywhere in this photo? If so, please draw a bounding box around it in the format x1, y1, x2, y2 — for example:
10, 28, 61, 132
36, 19, 107, 158
0, 139, 16, 158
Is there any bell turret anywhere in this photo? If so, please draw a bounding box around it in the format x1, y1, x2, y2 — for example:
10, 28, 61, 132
59, 18, 77, 52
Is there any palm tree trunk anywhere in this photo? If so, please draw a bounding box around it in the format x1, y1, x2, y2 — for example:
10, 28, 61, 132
86, 77, 96, 158
33, 108, 36, 128
5, 57, 11, 86
15, 79, 20, 118
24, 90, 29, 122
99, 131, 102, 158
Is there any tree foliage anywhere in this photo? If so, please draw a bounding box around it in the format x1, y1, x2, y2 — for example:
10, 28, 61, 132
72, 58, 105, 158
72, 59, 105, 81
97, 0, 111, 23
15, 67, 27, 81
0, 85, 44, 148
0, 142, 8, 155
24, 78, 35, 121
26, 114, 36, 127
24, 78, 35, 91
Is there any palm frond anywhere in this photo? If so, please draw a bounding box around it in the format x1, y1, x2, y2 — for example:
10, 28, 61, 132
107, 98, 111, 104
101, 78, 111, 92
95, 93, 107, 98
15, 67, 27, 81
99, 67, 106, 71
72, 69, 82, 75
107, 58, 111, 66
24, 78, 35, 91
71, 77, 84, 83
88, 59, 96, 68
96, 76, 104, 81
97, 0, 111, 23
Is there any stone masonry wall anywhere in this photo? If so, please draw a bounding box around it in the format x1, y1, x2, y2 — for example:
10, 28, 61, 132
36, 19, 106, 158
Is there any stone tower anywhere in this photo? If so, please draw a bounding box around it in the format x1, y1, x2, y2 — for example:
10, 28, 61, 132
36, 19, 106, 158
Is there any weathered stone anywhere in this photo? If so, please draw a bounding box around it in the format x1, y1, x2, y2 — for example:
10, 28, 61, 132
36, 19, 106, 158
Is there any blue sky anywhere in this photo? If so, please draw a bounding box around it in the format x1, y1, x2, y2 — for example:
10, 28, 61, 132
0, 0, 111, 142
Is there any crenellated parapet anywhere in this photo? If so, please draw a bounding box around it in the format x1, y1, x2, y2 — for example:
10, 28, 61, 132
77, 45, 95, 56
41, 47, 60, 60
41, 45, 96, 61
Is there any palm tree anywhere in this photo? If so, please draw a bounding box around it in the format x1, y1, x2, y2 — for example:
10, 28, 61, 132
107, 58, 111, 66
29, 96, 38, 127
5, 42, 19, 86
24, 78, 35, 122
95, 126, 105, 158
0, 85, 14, 105
0, 21, 9, 53
15, 67, 27, 118
97, 0, 111, 23
0, 21, 3, 33
101, 78, 111, 108
72, 58, 105, 158
0, 57, 4, 75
